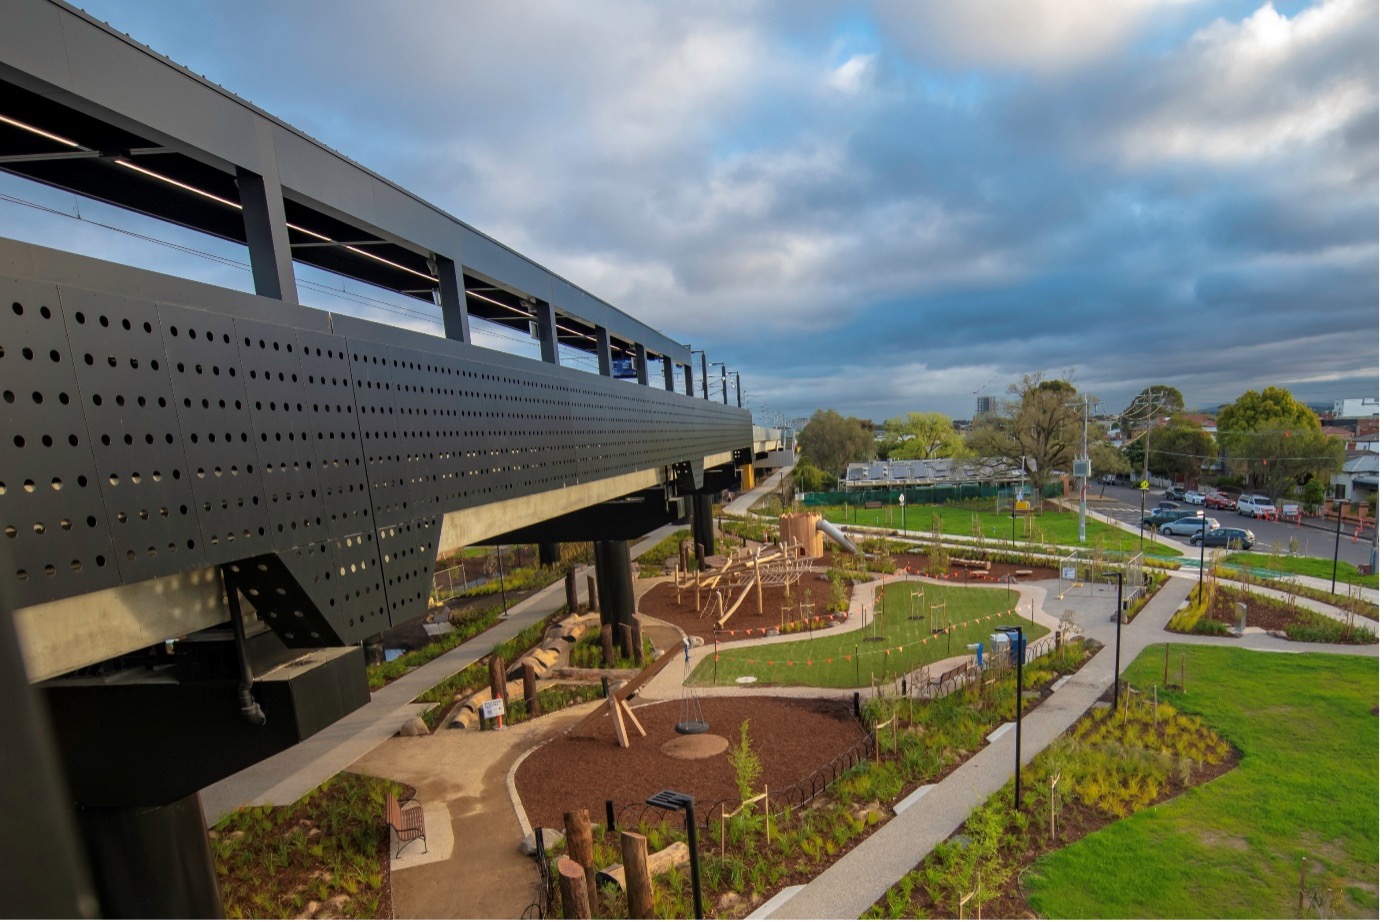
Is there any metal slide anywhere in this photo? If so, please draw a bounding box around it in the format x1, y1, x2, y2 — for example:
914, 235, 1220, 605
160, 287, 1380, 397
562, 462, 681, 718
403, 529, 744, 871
816, 518, 860, 555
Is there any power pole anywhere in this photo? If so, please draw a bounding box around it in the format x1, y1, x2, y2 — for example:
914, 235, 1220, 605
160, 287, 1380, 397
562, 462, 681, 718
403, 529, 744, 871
1079, 396, 1090, 544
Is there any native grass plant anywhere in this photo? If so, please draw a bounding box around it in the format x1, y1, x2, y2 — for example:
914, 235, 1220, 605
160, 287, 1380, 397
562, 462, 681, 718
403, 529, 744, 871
569, 631, 657, 670
867, 690, 1234, 920
212, 772, 399, 920
562, 641, 1098, 920
503, 683, 605, 726
636, 529, 691, 577
413, 617, 557, 730
366, 603, 505, 691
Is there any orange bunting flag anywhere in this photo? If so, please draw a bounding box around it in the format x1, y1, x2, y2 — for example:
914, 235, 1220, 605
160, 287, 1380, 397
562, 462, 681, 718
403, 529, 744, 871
787, 660, 794, 666
827, 657, 834, 663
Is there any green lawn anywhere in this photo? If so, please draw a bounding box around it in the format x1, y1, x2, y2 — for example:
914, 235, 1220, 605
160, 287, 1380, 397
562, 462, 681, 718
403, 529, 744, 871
1222, 551, 1379, 589
689, 580, 1046, 688
814, 503, 1181, 558
1025, 645, 1379, 918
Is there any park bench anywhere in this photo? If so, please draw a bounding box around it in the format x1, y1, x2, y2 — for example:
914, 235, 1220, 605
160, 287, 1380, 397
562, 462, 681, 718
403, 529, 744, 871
864, 501, 882, 509
928, 662, 969, 691
386, 792, 428, 859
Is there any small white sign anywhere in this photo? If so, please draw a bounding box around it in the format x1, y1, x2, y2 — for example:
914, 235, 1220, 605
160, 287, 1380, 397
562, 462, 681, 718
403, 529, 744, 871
480, 698, 505, 719
1062, 566, 1077, 580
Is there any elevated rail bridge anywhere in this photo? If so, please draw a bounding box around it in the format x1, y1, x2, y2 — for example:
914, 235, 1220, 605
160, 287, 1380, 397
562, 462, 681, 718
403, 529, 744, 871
0, 2, 783, 915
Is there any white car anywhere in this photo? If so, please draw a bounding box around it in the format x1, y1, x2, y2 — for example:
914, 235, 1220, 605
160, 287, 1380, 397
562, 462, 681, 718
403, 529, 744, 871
1236, 494, 1277, 518
1184, 490, 1206, 505
1160, 516, 1219, 537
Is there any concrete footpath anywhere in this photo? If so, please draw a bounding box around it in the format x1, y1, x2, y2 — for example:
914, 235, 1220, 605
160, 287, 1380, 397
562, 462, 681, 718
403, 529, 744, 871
200, 533, 676, 825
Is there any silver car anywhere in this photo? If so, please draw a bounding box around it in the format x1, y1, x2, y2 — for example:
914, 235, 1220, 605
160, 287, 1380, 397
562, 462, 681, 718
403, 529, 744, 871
1160, 515, 1219, 537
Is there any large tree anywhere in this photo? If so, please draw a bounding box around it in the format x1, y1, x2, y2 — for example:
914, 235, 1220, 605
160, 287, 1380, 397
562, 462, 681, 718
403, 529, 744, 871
966, 373, 1083, 504
1147, 416, 1218, 486
796, 409, 877, 478
1089, 439, 1132, 480
1216, 387, 1342, 499
881, 411, 966, 460
1121, 384, 1184, 438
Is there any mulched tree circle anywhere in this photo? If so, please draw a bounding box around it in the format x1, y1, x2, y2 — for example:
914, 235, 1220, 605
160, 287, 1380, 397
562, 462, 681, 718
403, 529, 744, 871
514, 697, 863, 831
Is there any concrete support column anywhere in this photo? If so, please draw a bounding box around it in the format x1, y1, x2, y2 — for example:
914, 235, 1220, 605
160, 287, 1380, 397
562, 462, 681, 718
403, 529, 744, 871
535, 301, 559, 364
435, 255, 471, 343
663, 355, 675, 391
593, 539, 634, 630
683, 363, 694, 396
77, 793, 222, 918
595, 326, 613, 377
235, 167, 297, 303
538, 542, 561, 568
690, 492, 716, 563
633, 343, 649, 385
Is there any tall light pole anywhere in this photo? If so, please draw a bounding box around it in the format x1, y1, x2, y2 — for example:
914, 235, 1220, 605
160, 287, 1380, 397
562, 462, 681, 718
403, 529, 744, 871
1068, 396, 1093, 544
1104, 570, 1124, 711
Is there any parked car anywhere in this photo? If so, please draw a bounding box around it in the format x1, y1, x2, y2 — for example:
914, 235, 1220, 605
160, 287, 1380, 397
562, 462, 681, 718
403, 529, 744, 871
1191, 527, 1256, 549
1204, 492, 1236, 510
1099, 474, 1117, 485
1153, 500, 1182, 513
1160, 516, 1219, 537
1143, 508, 1198, 529
1184, 490, 1206, 505
1236, 494, 1277, 518
1163, 486, 1186, 499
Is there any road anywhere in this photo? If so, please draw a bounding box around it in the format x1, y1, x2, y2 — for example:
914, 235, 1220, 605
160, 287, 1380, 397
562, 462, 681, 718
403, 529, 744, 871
1087, 481, 1376, 566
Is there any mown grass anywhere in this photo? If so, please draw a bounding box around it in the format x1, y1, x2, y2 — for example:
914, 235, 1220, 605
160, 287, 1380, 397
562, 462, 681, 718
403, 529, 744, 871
1025, 645, 1378, 919
1222, 551, 1378, 588
689, 581, 1045, 688
814, 503, 1182, 558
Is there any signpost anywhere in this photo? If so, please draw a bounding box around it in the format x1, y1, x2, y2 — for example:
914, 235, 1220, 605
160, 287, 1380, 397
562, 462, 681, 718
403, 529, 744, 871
481, 697, 506, 729
899, 492, 906, 535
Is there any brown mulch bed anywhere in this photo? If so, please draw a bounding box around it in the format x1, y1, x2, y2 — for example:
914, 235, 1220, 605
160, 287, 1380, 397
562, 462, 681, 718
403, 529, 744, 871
893, 553, 1059, 583
514, 697, 863, 830
637, 572, 841, 638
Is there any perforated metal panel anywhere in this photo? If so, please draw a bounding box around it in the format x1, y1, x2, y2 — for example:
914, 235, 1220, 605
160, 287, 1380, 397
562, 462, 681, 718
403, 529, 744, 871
234, 317, 330, 548
158, 303, 273, 565
296, 330, 371, 540
58, 287, 208, 583
3, 272, 751, 651
378, 514, 442, 624
0, 278, 119, 606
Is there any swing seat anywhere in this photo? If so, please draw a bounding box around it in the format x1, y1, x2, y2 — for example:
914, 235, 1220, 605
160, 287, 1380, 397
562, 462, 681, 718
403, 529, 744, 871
674, 720, 709, 735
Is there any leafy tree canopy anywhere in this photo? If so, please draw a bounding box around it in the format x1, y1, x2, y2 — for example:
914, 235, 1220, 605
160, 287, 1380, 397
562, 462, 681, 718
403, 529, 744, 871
966, 372, 1084, 497
796, 409, 877, 477
1216, 387, 1339, 500
882, 412, 966, 460
1121, 385, 1184, 437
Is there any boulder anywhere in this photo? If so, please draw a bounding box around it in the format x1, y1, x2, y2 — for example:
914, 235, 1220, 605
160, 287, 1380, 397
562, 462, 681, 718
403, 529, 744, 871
520, 827, 565, 856
717, 893, 744, 913
399, 716, 429, 737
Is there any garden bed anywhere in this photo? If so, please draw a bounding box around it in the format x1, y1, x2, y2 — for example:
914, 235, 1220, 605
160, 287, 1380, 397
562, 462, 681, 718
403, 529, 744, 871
212, 772, 402, 920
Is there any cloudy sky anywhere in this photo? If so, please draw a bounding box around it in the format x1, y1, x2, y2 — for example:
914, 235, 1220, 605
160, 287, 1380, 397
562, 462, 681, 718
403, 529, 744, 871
3, 0, 1377, 423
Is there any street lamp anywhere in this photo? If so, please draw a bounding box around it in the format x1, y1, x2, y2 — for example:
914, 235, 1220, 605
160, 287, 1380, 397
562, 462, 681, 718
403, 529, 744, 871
998, 625, 1026, 810
711, 362, 728, 405
645, 790, 703, 919
1103, 570, 1125, 711
899, 491, 907, 535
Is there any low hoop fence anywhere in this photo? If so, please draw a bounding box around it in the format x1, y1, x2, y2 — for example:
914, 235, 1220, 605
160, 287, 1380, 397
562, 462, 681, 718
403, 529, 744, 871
521, 827, 557, 919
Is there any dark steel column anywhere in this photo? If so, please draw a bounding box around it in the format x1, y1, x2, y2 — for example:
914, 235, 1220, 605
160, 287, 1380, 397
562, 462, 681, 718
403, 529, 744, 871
538, 542, 561, 567
701, 353, 709, 399
593, 539, 634, 630
595, 326, 613, 376
691, 492, 716, 563
235, 167, 297, 303
683, 363, 694, 396
633, 343, 649, 385
535, 301, 559, 364
77, 794, 222, 919
663, 355, 675, 391
435, 255, 471, 343
0, 594, 99, 918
